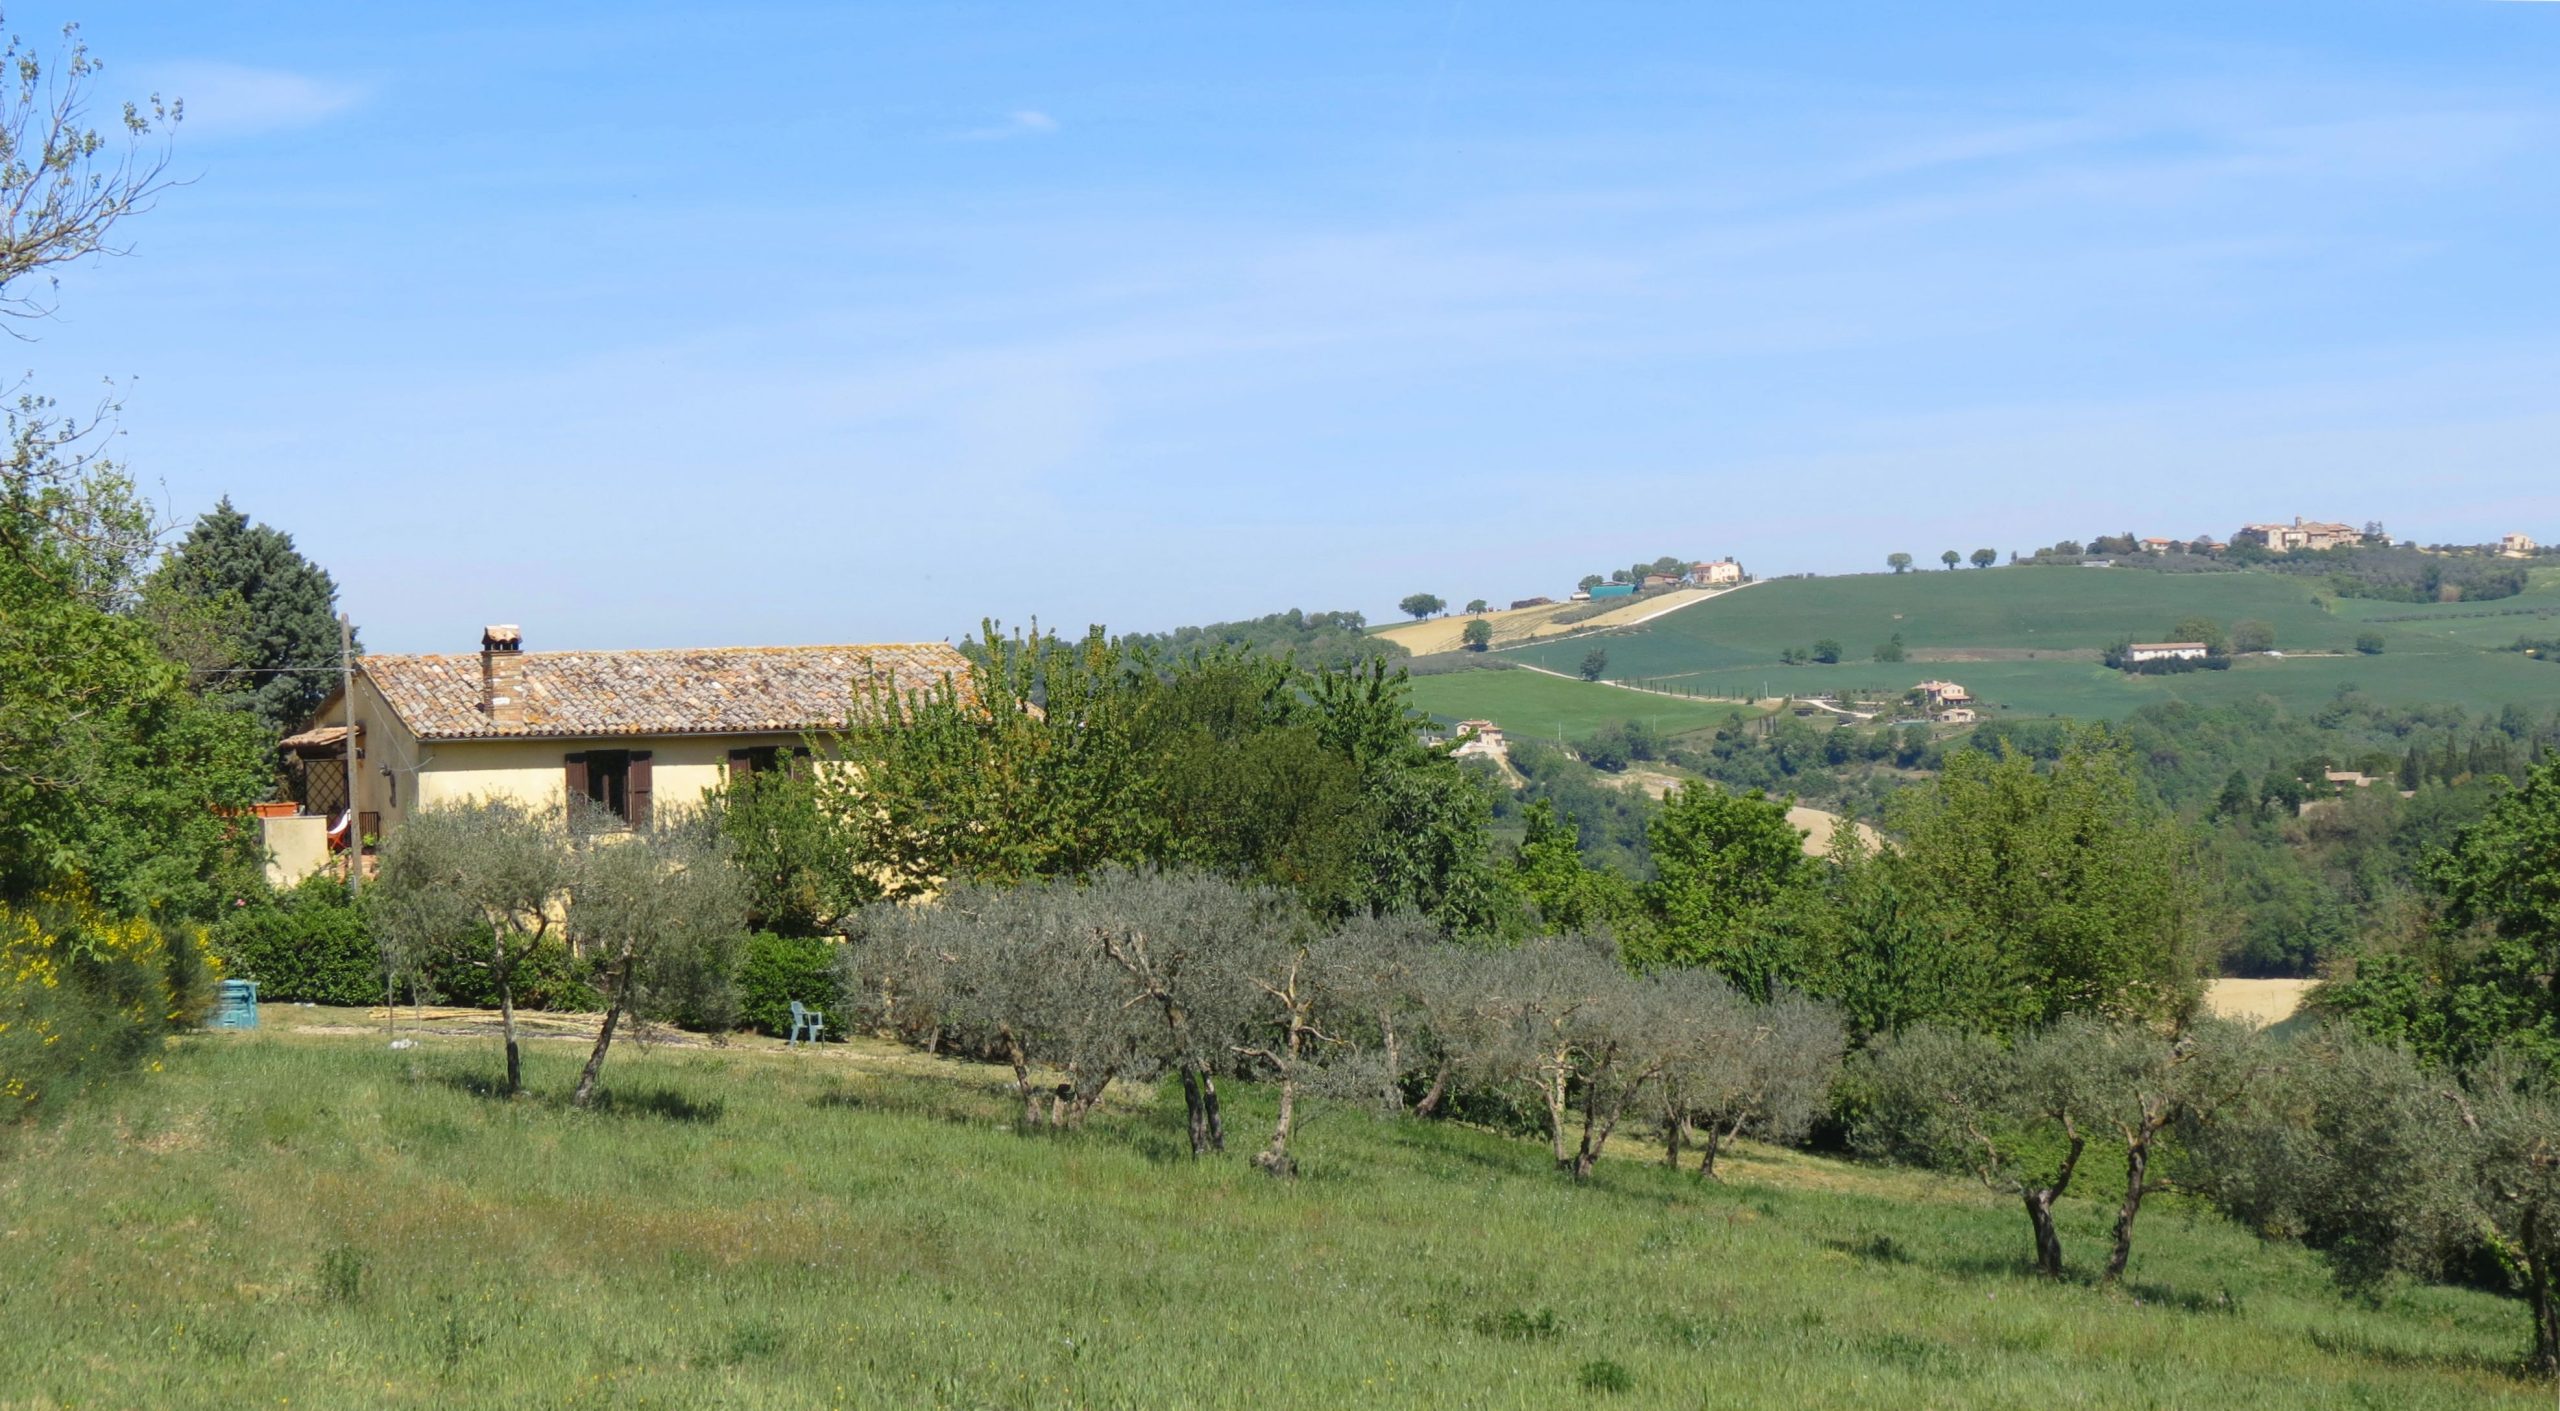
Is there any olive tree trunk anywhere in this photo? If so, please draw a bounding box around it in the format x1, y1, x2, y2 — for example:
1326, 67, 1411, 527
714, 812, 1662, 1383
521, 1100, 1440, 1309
1698, 1110, 1748, 1181
2102, 1113, 2171, 1284
2023, 1128, 2087, 1280
1415, 1060, 1452, 1117
2523, 1209, 2558, 1379
494, 935, 523, 1097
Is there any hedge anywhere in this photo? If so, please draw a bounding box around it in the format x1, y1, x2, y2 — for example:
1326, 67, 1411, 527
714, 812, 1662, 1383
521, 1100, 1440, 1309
735, 933, 839, 1038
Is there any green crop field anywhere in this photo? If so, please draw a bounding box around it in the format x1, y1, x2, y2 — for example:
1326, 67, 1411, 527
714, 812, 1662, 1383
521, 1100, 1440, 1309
5, 1020, 2546, 1409
1406, 666, 1756, 741
1501, 568, 2560, 720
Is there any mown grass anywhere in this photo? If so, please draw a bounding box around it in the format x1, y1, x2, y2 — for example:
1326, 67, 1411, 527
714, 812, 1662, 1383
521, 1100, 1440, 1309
1498, 569, 2560, 719
1, 1020, 2547, 1409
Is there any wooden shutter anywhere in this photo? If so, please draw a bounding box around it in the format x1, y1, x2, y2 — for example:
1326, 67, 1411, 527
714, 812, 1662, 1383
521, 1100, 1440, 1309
564, 753, 588, 827
628, 751, 653, 828
728, 747, 754, 781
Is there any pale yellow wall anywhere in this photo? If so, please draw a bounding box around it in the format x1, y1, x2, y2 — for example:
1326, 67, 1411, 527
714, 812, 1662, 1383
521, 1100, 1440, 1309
261, 815, 331, 888
409, 730, 823, 823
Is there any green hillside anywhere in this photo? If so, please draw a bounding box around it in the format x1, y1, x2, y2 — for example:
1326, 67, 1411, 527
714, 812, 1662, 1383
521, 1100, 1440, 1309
1496, 567, 2560, 720
5, 1021, 2544, 1409
1407, 667, 1754, 741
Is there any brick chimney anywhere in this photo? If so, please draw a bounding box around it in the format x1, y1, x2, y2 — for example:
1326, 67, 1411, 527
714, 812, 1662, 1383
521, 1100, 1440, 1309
480, 625, 524, 728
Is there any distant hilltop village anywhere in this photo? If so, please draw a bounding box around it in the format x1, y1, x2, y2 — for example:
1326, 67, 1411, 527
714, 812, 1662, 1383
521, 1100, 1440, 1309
1566, 557, 1744, 603
2028, 519, 2539, 563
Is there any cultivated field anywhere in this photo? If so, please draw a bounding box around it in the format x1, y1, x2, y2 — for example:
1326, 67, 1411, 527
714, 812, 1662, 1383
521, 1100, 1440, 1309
4, 1017, 2545, 1409
1406, 666, 1755, 742
1501, 567, 2560, 719
1374, 588, 1724, 656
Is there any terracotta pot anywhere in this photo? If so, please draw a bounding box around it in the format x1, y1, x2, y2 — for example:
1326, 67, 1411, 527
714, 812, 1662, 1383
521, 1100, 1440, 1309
251, 801, 301, 819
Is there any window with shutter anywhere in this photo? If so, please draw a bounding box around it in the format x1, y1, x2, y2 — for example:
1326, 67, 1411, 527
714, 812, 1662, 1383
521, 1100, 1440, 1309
566, 750, 634, 828
628, 751, 653, 828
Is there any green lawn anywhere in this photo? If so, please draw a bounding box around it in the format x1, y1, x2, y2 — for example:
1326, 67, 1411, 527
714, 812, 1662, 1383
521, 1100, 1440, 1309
1407, 667, 1756, 742
3, 1019, 2547, 1408
1504, 569, 2560, 719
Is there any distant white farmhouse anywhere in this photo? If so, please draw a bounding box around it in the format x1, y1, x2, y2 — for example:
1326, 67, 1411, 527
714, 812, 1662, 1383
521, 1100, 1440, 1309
2126, 642, 2210, 663
1449, 719, 1507, 761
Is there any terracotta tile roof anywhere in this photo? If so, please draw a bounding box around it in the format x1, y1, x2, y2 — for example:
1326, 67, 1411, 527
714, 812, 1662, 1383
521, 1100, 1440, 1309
361, 643, 972, 741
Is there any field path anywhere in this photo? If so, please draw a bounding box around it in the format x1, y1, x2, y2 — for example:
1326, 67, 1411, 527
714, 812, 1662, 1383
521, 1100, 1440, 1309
1514, 661, 1757, 705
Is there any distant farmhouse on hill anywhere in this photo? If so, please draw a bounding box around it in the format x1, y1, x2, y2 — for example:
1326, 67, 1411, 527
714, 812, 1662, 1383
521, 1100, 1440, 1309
2236, 517, 2363, 554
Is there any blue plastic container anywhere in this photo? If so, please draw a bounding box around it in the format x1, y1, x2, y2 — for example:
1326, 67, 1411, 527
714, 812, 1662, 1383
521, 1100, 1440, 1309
209, 978, 259, 1031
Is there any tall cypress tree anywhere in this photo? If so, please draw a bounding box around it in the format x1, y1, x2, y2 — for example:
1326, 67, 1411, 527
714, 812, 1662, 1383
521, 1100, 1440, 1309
147, 499, 357, 735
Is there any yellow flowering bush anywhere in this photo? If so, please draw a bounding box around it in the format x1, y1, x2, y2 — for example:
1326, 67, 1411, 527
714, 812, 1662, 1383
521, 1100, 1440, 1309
1, 889, 214, 1119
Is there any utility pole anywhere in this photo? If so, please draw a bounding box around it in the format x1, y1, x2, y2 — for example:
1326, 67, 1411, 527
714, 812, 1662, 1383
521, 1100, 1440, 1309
341, 612, 359, 899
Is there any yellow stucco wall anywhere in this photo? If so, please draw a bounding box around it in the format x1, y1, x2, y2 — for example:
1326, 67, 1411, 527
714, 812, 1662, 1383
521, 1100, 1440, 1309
411, 732, 816, 822
260, 815, 332, 888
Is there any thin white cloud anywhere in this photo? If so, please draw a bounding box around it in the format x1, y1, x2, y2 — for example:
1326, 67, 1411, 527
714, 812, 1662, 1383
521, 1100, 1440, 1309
144, 61, 364, 138
955, 109, 1059, 141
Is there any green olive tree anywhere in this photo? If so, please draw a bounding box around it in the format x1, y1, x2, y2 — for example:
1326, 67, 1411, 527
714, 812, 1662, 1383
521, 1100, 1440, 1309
565, 812, 747, 1108
368, 800, 572, 1095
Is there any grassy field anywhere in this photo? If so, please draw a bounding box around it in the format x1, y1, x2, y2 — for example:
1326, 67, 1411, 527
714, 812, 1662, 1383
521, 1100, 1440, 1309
1407, 667, 1755, 741
1497, 567, 2560, 720
4, 1016, 2548, 1409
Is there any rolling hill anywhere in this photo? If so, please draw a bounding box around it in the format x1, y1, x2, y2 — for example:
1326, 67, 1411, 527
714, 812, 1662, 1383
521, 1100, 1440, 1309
1474, 564, 2560, 722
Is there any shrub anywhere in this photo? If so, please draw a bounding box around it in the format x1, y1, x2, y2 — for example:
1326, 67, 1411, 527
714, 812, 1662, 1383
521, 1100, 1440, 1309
735, 932, 838, 1037
214, 881, 382, 1007
2355, 632, 2386, 655
423, 933, 602, 1014
2, 890, 213, 1120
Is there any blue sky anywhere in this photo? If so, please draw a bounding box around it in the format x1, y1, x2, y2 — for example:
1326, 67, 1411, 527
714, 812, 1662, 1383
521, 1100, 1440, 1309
26, 1, 2560, 651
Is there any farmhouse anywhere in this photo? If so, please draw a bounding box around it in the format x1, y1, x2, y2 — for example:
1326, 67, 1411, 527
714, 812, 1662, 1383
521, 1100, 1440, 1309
264, 624, 969, 885
2138, 538, 2178, 554
2502, 532, 2536, 558
1689, 558, 1744, 586
2125, 642, 2211, 663
2238, 517, 2360, 554
1448, 719, 1507, 761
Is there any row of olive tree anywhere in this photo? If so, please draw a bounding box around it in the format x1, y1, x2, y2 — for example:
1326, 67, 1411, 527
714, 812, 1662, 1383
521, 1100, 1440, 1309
833, 866, 1846, 1181
2186, 1030, 2560, 1376
1856, 1015, 2560, 1375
